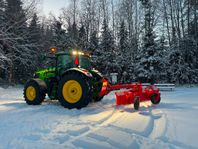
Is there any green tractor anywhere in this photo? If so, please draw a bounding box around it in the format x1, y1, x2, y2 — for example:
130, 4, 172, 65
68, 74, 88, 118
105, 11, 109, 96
24, 49, 105, 109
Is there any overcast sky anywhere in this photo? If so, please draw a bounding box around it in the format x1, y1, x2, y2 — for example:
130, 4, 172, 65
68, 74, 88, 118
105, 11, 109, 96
42, 0, 70, 16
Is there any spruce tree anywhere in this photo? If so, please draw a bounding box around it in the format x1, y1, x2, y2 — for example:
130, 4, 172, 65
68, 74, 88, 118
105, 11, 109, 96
5, 0, 27, 33
0, 0, 10, 81
155, 35, 168, 82
88, 31, 99, 53
4, 0, 30, 83
0, 0, 5, 25
135, 0, 159, 83
67, 22, 79, 49
53, 20, 68, 50
97, 19, 116, 75
118, 21, 131, 82
28, 13, 43, 72
167, 46, 189, 84
78, 24, 87, 50
29, 13, 41, 44
44, 25, 53, 49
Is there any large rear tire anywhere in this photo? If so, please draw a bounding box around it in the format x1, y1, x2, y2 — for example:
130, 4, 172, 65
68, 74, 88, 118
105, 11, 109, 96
24, 79, 46, 105
57, 73, 92, 109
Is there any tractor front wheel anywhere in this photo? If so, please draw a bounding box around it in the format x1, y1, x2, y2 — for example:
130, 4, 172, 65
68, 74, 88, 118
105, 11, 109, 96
24, 80, 46, 105
57, 73, 92, 109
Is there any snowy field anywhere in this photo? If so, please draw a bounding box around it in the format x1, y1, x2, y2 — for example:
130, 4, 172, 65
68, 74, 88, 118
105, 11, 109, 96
0, 86, 198, 149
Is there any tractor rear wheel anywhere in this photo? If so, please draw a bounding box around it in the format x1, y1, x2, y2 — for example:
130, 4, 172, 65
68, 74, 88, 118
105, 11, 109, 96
24, 79, 46, 105
57, 73, 92, 109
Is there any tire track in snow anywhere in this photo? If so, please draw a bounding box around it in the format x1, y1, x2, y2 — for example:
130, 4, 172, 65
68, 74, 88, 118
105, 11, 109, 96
105, 105, 167, 141
86, 108, 172, 149
105, 113, 177, 149
68, 103, 160, 149
64, 108, 124, 148
148, 111, 167, 140
136, 101, 167, 140
40, 101, 120, 147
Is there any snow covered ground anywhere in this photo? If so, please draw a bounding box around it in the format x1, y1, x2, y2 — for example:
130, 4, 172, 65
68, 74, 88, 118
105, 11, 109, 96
0, 86, 198, 149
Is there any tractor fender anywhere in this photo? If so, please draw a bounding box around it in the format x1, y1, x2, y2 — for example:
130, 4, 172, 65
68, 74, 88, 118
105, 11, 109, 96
27, 78, 47, 92
90, 69, 103, 79
61, 68, 93, 78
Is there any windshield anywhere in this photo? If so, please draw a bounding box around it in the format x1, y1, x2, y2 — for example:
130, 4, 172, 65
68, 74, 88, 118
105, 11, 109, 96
57, 55, 75, 68
57, 54, 92, 69
79, 56, 92, 69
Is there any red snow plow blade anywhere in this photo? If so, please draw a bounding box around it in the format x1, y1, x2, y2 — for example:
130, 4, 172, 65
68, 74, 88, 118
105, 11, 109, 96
99, 79, 161, 110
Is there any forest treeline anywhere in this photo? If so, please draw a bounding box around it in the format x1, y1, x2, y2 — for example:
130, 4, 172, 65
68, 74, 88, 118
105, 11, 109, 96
0, 0, 197, 84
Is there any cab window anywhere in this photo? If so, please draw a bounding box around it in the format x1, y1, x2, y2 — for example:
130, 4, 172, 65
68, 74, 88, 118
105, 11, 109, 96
57, 55, 74, 68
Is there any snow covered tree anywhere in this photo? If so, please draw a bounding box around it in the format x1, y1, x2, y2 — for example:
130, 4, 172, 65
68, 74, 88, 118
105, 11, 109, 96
67, 22, 79, 49
43, 25, 53, 50
166, 36, 198, 84
3, 0, 35, 83
0, 0, 198, 85
188, 0, 198, 40
167, 46, 188, 84
52, 20, 68, 50
119, 21, 129, 58
155, 35, 169, 82
135, 0, 160, 83
0, 0, 11, 82
88, 31, 99, 53
0, 0, 4, 24
117, 20, 132, 83
78, 24, 87, 50
27, 13, 44, 72
4, 0, 27, 33
28, 13, 41, 44
96, 19, 116, 75
88, 30, 99, 68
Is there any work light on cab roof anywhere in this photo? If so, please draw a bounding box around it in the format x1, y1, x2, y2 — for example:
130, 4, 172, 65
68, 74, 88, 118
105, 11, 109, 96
72, 50, 91, 57
50, 47, 57, 53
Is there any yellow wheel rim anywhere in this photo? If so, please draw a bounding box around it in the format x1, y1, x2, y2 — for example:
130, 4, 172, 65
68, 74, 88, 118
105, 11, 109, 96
26, 86, 36, 101
62, 80, 83, 104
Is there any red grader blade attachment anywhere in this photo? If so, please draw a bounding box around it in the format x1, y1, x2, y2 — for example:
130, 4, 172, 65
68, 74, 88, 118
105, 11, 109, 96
99, 79, 161, 110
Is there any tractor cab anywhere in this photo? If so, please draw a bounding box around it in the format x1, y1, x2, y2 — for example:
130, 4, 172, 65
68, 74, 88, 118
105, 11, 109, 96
55, 50, 92, 70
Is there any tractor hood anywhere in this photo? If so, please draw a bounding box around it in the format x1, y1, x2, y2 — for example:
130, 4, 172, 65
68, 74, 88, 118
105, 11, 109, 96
33, 68, 56, 80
